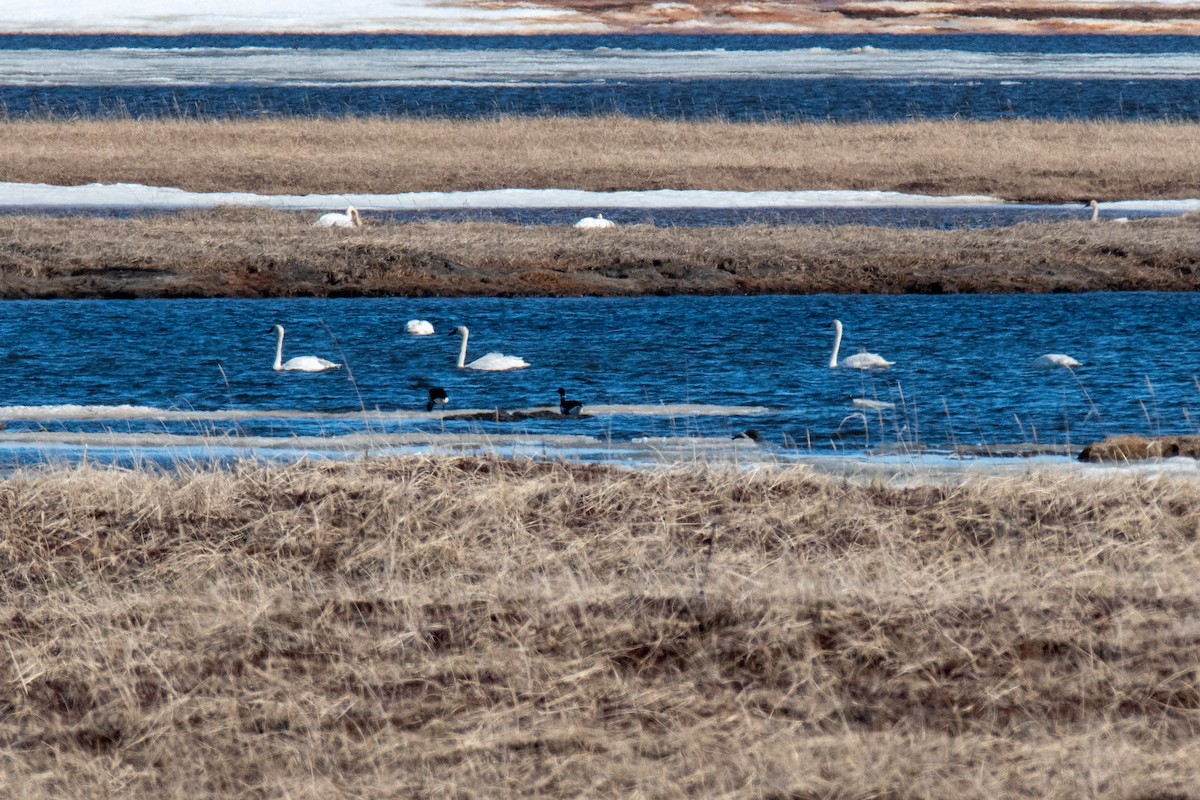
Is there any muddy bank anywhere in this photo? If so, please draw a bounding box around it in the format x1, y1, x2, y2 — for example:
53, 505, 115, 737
1080, 435, 1200, 462
1, 210, 1199, 299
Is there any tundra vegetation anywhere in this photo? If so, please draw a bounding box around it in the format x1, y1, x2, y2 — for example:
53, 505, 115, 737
1, 457, 1199, 798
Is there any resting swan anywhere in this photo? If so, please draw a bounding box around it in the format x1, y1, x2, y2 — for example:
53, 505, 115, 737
829, 320, 893, 370
315, 206, 362, 228
270, 324, 341, 372
574, 213, 617, 230
406, 319, 435, 335
451, 326, 529, 371
1033, 353, 1081, 369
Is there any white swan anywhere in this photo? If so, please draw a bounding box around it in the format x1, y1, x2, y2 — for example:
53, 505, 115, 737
1033, 353, 1081, 369
574, 213, 617, 230
406, 319, 435, 336
315, 206, 362, 228
451, 326, 529, 371
270, 325, 340, 372
829, 320, 893, 369
853, 398, 895, 410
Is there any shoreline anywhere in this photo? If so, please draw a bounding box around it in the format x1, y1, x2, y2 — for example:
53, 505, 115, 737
8, 2, 1200, 37
2, 209, 1199, 298
4, 118, 1200, 298
6, 118, 1200, 203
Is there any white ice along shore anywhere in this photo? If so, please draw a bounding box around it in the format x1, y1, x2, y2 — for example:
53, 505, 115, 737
7, 46, 1200, 87
2, 182, 1200, 215
5, 0, 1200, 37
0, 0, 593, 35
0, 182, 1001, 211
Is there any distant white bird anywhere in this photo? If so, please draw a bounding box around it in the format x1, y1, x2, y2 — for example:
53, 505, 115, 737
574, 213, 617, 230
406, 319, 435, 336
829, 320, 893, 370
315, 206, 362, 228
451, 326, 529, 371
270, 324, 340, 372
853, 398, 895, 410
1033, 353, 1081, 369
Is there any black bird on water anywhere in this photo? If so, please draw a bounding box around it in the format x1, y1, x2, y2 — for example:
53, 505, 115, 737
557, 387, 583, 416
426, 386, 449, 412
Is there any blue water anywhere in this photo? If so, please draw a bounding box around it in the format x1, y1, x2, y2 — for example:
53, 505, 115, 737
2, 33, 1199, 120
5, 34, 1196, 468
369, 205, 1156, 228
0, 295, 1195, 465
22, 204, 1133, 230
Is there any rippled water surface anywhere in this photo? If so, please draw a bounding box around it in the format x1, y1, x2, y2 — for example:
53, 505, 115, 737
0, 295, 1195, 467
3, 32, 1199, 120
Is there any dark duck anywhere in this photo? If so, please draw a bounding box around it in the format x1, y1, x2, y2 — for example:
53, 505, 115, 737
426, 386, 449, 412
557, 387, 583, 416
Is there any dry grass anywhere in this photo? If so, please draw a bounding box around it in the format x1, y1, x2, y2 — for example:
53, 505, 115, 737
1, 456, 1199, 798
1, 208, 1198, 297
4, 117, 1200, 201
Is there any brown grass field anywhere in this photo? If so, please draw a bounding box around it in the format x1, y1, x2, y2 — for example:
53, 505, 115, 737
4, 117, 1200, 201
1, 208, 1198, 297
0, 457, 1198, 798
3, 117, 1200, 297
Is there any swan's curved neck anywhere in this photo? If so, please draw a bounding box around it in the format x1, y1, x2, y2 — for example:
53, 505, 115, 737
273, 328, 285, 370
829, 324, 842, 368
457, 329, 469, 368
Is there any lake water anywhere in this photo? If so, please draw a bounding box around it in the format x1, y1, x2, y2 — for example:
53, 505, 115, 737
2, 32, 1199, 121
6, 33, 1197, 470
0, 294, 1194, 469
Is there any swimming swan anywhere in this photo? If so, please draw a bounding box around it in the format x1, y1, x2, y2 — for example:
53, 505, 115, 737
315, 206, 362, 228
574, 213, 617, 230
451, 326, 529, 371
829, 320, 893, 369
270, 324, 341, 372
406, 319, 435, 335
1033, 353, 1081, 369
